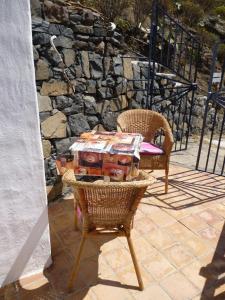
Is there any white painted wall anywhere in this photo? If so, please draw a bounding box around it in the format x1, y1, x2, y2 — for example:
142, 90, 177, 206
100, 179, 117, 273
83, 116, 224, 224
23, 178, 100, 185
0, 0, 52, 287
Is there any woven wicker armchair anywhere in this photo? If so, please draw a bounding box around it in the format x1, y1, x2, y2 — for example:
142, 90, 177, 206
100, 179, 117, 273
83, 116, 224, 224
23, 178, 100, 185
62, 170, 155, 291
117, 109, 174, 193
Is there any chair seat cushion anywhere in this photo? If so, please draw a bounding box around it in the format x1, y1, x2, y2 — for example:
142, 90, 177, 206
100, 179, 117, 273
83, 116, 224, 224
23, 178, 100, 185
140, 142, 164, 156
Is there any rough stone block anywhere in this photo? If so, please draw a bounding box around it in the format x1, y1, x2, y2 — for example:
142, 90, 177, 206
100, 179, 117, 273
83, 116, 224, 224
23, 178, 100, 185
123, 57, 133, 80
84, 95, 97, 115
89, 52, 103, 79
86, 115, 99, 128
110, 95, 128, 112
36, 59, 50, 80
42, 139, 52, 158
63, 49, 75, 67
113, 57, 123, 76
80, 51, 90, 78
41, 111, 67, 139
55, 137, 75, 154
38, 93, 52, 112
68, 113, 90, 136
40, 80, 73, 96
72, 24, 93, 35
54, 36, 74, 48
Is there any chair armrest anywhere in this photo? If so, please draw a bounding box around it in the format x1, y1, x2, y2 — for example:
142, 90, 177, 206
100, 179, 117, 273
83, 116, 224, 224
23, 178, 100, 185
162, 125, 174, 156
62, 169, 76, 185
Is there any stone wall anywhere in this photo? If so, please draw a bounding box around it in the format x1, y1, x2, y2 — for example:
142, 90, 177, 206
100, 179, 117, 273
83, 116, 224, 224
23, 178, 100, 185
32, 1, 135, 185
32, 1, 220, 187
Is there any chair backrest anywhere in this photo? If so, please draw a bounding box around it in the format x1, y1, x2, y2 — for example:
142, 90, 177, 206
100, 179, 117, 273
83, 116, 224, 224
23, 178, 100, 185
72, 171, 155, 233
117, 109, 170, 142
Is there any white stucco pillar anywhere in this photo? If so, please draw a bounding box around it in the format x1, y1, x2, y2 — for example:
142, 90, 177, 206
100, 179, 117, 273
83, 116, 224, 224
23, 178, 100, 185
0, 0, 52, 287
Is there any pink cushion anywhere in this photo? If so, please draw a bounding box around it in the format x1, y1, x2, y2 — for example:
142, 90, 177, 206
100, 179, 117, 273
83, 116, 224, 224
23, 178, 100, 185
140, 142, 164, 156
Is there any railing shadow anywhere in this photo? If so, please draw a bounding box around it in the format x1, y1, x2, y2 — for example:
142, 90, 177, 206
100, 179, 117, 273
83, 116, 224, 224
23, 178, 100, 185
143, 169, 225, 210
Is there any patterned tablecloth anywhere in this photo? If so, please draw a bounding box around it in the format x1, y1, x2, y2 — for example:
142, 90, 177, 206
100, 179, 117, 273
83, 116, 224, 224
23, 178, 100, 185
56, 131, 143, 181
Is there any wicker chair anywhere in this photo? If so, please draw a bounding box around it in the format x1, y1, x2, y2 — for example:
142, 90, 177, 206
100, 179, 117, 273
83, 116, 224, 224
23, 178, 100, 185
62, 170, 155, 291
117, 109, 174, 193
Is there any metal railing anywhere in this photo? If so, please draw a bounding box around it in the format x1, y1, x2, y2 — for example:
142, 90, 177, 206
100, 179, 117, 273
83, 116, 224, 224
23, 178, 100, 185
196, 41, 225, 176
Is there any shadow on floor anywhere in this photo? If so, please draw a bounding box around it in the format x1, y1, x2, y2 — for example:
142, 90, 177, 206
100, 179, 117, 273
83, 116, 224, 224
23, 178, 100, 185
144, 169, 225, 210
1, 198, 139, 299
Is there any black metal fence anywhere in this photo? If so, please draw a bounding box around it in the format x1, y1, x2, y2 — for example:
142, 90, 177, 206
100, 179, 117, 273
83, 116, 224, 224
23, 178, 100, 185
196, 42, 225, 176
121, 0, 200, 152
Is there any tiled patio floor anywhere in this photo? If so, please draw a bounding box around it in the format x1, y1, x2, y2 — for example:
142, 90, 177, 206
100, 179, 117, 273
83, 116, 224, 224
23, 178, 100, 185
1, 164, 225, 300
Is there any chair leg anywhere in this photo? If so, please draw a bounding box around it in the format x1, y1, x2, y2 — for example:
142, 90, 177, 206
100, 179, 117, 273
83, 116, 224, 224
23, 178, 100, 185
165, 167, 169, 194
74, 201, 78, 231
126, 235, 144, 291
68, 236, 86, 291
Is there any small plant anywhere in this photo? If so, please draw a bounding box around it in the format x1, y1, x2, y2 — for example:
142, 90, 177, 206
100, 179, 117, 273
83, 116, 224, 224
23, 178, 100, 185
179, 1, 204, 27
198, 29, 219, 47
213, 6, 225, 19
114, 17, 131, 32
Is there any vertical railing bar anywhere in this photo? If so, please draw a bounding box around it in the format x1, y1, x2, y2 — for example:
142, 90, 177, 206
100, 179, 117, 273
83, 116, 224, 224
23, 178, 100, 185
177, 30, 184, 75
205, 107, 218, 171
185, 42, 200, 150
196, 98, 210, 170
180, 93, 188, 150
219, 57, 225, 90
147, 0, 157, 109
172, 23, 178, 72
221, 156, 225, 176
166, 18, 173, 68
160, 12, 165, 65
213, 111, 225, 173
175, 93, 183, 151
188, 40, 194, 81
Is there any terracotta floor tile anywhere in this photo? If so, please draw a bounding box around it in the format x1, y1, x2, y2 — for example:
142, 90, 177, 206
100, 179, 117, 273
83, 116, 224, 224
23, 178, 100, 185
65, 288, 97, 300
48, 201, 65, 218
163, 243, 194, 268
134, 208, 146, 220
211, 220, 225, 231
139, 202, 162, 215
134, 217, 157, 235
90, 282, 132, 300
180, 215, 208, 233
93, 235, 123, 253
45, 253, 86, 294
142, 252, 175, 280
144, 227, 176, 250
196, 209, 223, 226
181, 260, 208, 290
182, 235, 210, 258
214, 204, 225, 218
132, 283, 172, 300
164, 207, 191, 220
51, 213, 74, 231
2, 284, 19, 300
165, 222, 194, 241
19, 272, 49, 290
125, 236, 156, 261
148, 209, 176, 228
161, 272, 199, 300
198, 227, 220, 244
18, 283, 58, 300
67, 237, 100, 261
49, 230, 64, 257
104, 247, 133, 270
57, 227, 80, 247
117, 263, 154, 290
5, 165, 225, 299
